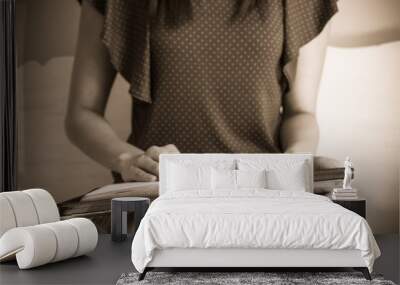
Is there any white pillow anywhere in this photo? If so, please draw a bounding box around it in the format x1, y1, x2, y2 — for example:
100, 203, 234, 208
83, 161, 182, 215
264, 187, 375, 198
166, 159, 235, 170
236, 169, 267, 188
265, 163, 307, 191
211, 169, 268, 190
167, 163, 212, 191
212, 169, 237, 190
238, 159, 309, 191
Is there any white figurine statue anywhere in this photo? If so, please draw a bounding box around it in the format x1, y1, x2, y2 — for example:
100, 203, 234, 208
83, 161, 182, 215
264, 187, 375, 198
343, 156, 353, 190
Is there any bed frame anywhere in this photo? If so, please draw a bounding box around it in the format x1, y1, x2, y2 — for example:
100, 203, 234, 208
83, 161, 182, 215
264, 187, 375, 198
139, 154, 371, 281
140, 248, 371, 280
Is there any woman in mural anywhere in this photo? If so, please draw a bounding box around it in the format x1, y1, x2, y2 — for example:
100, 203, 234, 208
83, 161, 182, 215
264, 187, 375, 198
66, 0, 337, 182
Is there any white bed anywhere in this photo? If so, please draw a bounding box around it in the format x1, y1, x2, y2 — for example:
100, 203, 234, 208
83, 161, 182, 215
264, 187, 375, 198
131, 154, 380, 280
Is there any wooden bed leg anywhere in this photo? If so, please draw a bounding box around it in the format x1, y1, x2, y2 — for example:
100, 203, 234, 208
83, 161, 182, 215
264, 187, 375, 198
138, 268, 148, 281
354, 267, 372, 280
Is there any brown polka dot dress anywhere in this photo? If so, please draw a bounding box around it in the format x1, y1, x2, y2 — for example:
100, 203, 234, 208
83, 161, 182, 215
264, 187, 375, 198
83, 0, 337, 153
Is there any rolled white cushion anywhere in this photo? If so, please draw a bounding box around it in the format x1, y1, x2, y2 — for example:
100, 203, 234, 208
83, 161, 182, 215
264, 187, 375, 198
42, 221, 79, 262
0, 218, 98, 269
23, 189, 59, 224
0, 196, 17, 237
0, 226, 57, 269
1, 192, 39, 227
65, 218, 98, 257
0, 189, 60, 238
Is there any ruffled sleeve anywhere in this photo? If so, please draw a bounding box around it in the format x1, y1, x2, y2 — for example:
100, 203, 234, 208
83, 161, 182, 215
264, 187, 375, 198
283, 0, 338, 66
78, 0, 152, 104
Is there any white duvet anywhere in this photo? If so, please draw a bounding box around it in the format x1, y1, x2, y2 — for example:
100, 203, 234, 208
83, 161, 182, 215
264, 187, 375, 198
131, 190, 380, 273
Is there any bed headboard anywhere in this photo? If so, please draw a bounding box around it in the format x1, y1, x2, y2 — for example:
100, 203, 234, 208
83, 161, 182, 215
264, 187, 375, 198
159, 153, 314, 195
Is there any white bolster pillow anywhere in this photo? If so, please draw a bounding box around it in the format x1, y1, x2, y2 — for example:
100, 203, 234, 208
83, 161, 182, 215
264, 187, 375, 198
0, 189, 60, 237
23, 189, 60, 224
1, 191, 40, 228
0, 218, 98, 269
0, 196, 17, 237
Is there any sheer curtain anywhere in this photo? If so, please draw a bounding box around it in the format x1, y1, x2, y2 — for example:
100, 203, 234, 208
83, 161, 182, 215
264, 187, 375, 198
0, 0, 17, 192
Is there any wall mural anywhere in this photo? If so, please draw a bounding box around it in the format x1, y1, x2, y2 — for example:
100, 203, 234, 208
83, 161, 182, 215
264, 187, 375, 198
15, 0, 399, 234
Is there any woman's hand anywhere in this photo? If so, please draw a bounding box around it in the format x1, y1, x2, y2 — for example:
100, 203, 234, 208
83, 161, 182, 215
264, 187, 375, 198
67, 3, 176, 182
117, 144, 180, 182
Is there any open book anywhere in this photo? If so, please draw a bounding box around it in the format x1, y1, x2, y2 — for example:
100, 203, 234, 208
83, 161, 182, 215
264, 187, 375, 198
80, 182, 159, 202
59, 182, 159, 216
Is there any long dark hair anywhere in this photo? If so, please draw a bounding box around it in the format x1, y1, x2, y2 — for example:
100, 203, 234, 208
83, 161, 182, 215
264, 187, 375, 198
147, 0, 266, 26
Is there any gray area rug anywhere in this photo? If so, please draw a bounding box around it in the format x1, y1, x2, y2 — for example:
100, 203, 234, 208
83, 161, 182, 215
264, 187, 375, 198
116, 272, 396, 285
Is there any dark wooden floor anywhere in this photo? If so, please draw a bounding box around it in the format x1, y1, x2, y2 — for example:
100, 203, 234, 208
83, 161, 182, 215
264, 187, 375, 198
0, 234, 398, 285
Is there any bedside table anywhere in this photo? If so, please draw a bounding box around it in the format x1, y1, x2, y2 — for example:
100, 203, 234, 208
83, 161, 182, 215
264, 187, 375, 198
111, 197, 150, 242
331, 197, 366, 218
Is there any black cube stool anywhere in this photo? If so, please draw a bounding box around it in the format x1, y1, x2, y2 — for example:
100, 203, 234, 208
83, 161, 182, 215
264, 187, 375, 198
111, 197, 150, 242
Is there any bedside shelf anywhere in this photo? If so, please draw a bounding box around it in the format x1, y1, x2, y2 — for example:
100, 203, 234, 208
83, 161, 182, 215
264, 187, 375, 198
331, 198, 366, 218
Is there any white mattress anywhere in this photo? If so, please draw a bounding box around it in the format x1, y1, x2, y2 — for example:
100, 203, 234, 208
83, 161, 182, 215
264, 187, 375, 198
131, 190, 380, 273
